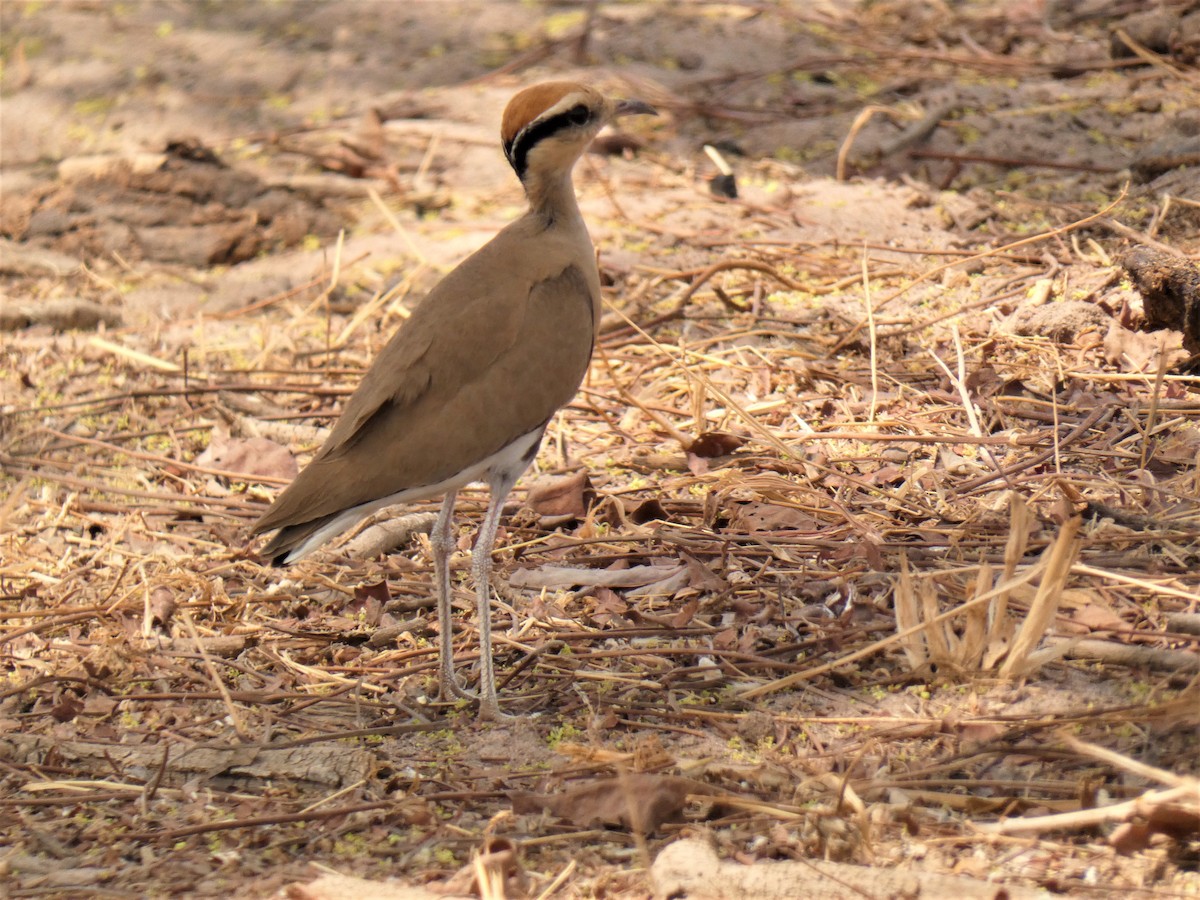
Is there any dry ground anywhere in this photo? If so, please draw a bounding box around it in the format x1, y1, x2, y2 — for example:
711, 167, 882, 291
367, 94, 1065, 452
2, 1, 1200, 898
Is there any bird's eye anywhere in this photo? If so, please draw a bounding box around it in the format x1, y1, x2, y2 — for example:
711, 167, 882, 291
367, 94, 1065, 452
566, 104, 590, 125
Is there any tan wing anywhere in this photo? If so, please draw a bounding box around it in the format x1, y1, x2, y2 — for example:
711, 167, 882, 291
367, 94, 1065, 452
253, 244, 597, 536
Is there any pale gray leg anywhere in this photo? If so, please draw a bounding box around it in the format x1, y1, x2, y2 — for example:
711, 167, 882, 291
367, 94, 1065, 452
473, 467, 523, 721
431, 490, 474, 701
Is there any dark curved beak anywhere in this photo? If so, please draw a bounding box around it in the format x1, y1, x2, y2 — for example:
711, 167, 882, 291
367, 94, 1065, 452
614, 98, 658, 118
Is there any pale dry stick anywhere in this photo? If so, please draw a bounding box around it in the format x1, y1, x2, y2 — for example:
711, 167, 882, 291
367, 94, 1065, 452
783, 430, 1027, 447
1051, 638, 1200, 675
899, 284, 1027, 339
533, 858, 578, 900
1064, 735, 1191, 788
998, 515, 1082, 678
291, 227, 349, 325
602, 302, 793, 457
602, 257, 818, 339
298, 779, 369, 816
178, 608, 250, 739
835, 104, 903, 181
213, 266, 350, 320
926, 326, 1011, 485
271, 649, 389, 694
413, 129, 442, 189
953, 404, 1111, 495
38, 427, 294, 486
0, 476, 30, 532
617, 766, 656, 876
595, 346, 693, 447
689, 351, 710, 434
893, 556, 926, 667
582, 153, 632, 222
475, 843, 518, 900
1097, 216, 1187, 257
989, 495, 1032, 652
982, 783, 1197, 837
1112, 27, 1194, 80
1138, 335, 1171, 471
703, 143, 734, 178
321, 230, 347, 365
333, 264, 423, 349
862, 244, 880, 424
24, 779, 171, 795
1147, 194, 1172, 240
1072, 562, 1200, 606
87, 336, 181, 373
366, 184, 432, 268
741, 554, 1047, 700
834, 186, 1129, 352
954, 324, 1012, 481
1050, 359, 1063, 476
327, 228, 345, 297
1085, 236, 1113, 266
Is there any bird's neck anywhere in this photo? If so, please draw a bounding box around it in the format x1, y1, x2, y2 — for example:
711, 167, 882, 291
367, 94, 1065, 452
522, 167, 583, 229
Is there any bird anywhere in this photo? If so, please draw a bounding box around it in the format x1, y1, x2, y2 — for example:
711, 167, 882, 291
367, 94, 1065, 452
252, 82, 656, 720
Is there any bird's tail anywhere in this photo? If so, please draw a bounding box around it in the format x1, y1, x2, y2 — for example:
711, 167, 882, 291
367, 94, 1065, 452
257, 515, 339, 567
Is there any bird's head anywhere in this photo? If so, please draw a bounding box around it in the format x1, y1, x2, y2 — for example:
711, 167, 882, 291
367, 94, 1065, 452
501, 81, 656, 185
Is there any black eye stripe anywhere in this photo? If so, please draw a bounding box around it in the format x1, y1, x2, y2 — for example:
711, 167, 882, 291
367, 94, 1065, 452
505, 104, 594, 180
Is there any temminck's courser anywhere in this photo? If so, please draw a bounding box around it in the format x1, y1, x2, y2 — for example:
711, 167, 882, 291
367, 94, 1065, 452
253, 82, 656, 720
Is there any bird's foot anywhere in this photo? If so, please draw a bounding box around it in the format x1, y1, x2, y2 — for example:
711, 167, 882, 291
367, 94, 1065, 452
438, 673, 478, 703
478, 694, 519, 723
438, 680, 519, 721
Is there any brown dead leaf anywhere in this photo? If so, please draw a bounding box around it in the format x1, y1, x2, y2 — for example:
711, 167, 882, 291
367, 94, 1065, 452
147, 586, 176, 629
1069, 604, 1125, 633
728, 501, 818, 533
686, 453, 711, 476
1103, 322, 1185, 372
349, 580, 388, 626
627, 566, 691, 599
195, 431, 298, 481
683, 553, 728, 592
949, 720, 1007, 746
1157, 426, 1200, 464
50, 694, 83, 723
630, 496, 670, 525
525, 470, 595, 519
670, 597, 700, 629
589, 587, 631, 627
1110, 797, 1200, 853
688, 431, 747, 458
591, 587, 628, 616
866, 464, 906, 485
509, 774, 715, 833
